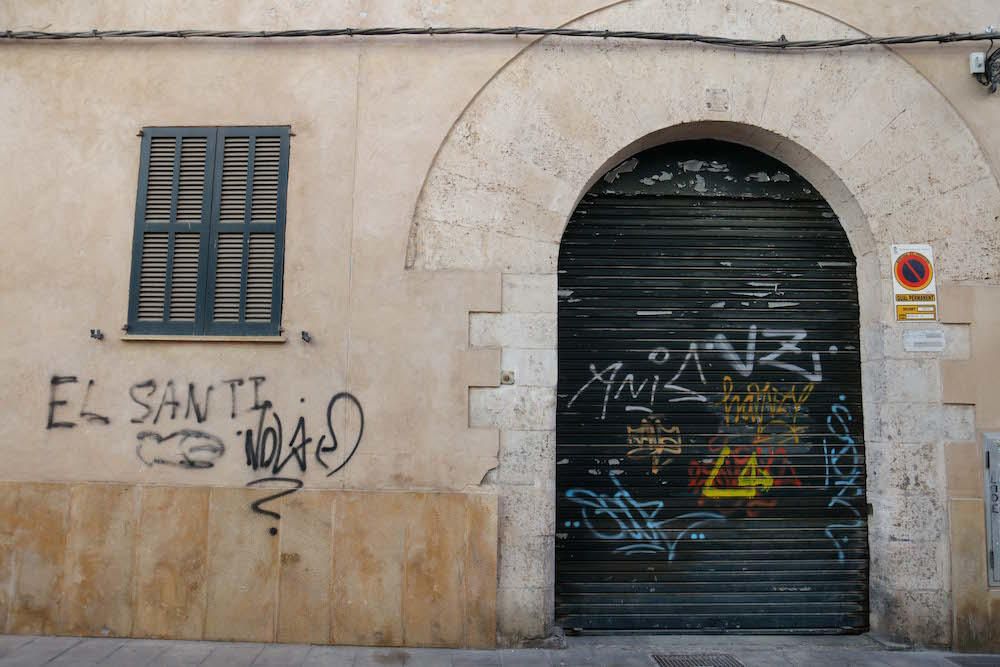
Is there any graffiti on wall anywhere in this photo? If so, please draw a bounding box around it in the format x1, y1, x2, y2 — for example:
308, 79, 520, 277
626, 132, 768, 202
44, 373, 363, 533
561, 324, 863, 561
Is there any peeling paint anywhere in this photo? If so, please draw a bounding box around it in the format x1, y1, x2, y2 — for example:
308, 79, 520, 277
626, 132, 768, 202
818, 261, 852, 268
711, 301, 726, 308
773, 171, 791, 182
557, 458, 569, 465
746, 171, 771, 182
767, 301, 800, 308
732, 291, 772, 298
636, 310, 672, 316
694, 174, 708, 193
603, 158, 638, 183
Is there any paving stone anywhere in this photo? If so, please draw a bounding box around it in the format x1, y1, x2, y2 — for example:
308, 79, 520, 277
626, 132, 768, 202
199, 643, 267, 667
48, 637, 125, 665
353, 648, 409, 666
452, 650, 503, 667
251, 643, 312, 666
498, 649, 551, 667
403, 648, 457, 666
94, 640, 171, 667
147, 640, 216, 666
300, 645, 358, 666
0, 637, 83, 666
0, 637, 35, 660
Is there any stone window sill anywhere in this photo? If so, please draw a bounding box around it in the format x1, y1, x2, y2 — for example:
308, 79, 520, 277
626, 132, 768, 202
120, 334, 286, 343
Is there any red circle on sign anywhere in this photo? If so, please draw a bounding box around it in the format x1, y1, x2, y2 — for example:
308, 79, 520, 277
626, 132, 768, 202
894, 252, 933, 291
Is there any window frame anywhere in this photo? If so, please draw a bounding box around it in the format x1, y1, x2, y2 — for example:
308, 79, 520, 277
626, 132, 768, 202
126, 125, 290, 337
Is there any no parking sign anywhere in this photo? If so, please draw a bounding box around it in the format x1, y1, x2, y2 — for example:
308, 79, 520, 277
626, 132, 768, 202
891, 244, 937, 321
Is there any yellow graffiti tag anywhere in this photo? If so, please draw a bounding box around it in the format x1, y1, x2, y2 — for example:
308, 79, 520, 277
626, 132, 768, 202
720, 375, 813, 445
702, 446, 774, 498
626, 417, 682, 474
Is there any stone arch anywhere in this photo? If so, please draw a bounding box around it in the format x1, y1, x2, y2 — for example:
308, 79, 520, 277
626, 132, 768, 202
408, 0, 999, 281
413, 0, 1000, 644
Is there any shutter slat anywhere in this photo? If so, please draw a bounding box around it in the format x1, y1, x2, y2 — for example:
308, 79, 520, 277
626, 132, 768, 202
169, 233, 200, 320
250, 136, 281, 223
137, 232, 168, 320
245, 233, 275, 321
143, 137, 175, 222
176, 137, 208, 223
212, 233, 244, 321
219, 137, 250, 223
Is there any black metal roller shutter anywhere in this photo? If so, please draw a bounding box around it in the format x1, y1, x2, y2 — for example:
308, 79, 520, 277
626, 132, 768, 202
555, 142, 867, 634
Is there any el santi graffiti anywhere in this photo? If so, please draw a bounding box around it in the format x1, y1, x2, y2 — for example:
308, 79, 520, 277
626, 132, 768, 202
44, 373, 364, 534
561, 324, 864, 561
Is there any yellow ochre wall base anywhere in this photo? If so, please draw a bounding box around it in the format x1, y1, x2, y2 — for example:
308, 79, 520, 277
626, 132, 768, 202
0, 483, 497, 648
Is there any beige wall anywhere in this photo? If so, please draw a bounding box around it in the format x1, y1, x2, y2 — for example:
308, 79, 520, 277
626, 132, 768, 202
2, 0, 1000, 648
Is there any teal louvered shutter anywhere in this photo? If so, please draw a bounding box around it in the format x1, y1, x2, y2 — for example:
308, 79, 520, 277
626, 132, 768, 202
127, 128, 216, 334
205, 127, 289, 335
127, 126, 289, 336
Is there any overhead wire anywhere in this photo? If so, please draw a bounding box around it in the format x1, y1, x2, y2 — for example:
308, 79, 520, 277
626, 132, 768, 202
0, 26, 997, 50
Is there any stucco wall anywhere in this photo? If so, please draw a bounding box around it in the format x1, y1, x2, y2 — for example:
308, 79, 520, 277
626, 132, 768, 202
2, 0, 999, 648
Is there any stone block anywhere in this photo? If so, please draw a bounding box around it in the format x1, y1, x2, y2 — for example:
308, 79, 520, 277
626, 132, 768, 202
502, 273, 557, 313
59, 484, 137, 637
332, 491, 407, 646
884, 442, 942, 494
496, 586, 548, 642
870, 492, 946, 544
276, 490, 334, 645
871, 588, 950, 647
203, 487, 279, 643
497, 430, 555, 487
884, 359, 941, 403
950, 498, 990, 650
133, 485, 210, 640
946, 441, 985, 498
0, 484, 16, 632
501, 348, 557, 388
464, 493, 498, 648
498, 486, 554, 540
941, 359, 977, 405
463, 348, 501, 389
497, 534, 552, 590
469, 313, 556, 349
8, 483, 70, 635
469, 386, 556, 431
872, 539, 943, 591
403, 493, 466, 647
880, 322, 970, 360
878, 404, 974, 445
939, 283, 976, 324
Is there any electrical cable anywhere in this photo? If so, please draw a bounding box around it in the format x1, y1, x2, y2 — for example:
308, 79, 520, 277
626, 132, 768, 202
977, 39, 1000, 92
0, 26, 997, 50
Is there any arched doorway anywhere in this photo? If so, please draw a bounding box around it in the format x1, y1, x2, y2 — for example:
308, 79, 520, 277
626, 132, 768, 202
556, 140, 867, 633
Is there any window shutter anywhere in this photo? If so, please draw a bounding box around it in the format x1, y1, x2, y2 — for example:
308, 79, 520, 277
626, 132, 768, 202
205, 127, 289, 335
127, 128, 216, 333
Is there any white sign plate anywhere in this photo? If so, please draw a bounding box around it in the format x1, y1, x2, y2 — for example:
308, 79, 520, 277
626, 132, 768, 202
902, 329, 946, 353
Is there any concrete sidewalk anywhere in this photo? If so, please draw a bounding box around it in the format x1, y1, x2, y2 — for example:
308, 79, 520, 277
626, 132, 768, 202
1, 633, 998, 666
